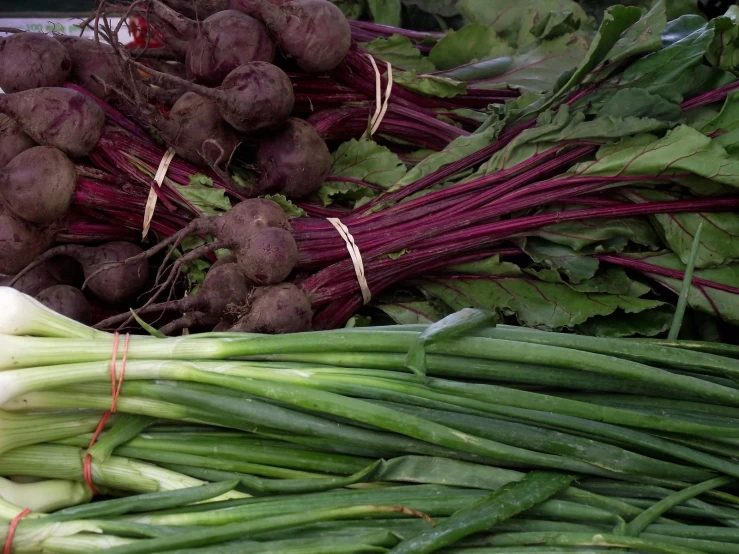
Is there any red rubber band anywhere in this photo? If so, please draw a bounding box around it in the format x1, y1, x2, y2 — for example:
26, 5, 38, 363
3, 508, 31, 554
83, 333, 130, 495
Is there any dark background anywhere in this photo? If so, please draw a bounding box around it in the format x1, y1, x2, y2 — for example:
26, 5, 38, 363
0, 1, 96, 15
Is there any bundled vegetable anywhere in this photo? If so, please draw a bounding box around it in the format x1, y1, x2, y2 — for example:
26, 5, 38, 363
3, 299, 739, 552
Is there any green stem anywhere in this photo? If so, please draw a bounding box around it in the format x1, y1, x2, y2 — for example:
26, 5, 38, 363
388, 471, 577, 554
624, 477, 734, 536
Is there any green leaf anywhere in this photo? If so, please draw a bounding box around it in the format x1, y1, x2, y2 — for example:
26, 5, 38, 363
401, 0, 459, 17
368, 0, 401, 26
604, 0, 667, 67
394, 71, 467, 98
130, 310, 166, 338
663, 0, 702, 21
555, 5, 643, 98
345, 315, 373, 328
469, 34, 590, 94
457, 0, 587, 47
525, 266, 652, 297
429, 24, 513, 71
479, 104, 673, 176
361, 35, 437, 73
526, 9, 584, 42
535, 212, 659, 252
593, 88, 682, 122
444, 254, 522, 276
331, 0, 366, 19
387, 125, 499, 194
623, 251, 739, 325
578, 306, 673, 337
175, 174, 231, 216
702, 91, 739, 134
184, 259, 211, 293
406, 308, 498, 378
570, 125, 739, 189
417, 271, 664, 330
707, 16, 739, 71
521, 238, 600, 283
592, 18, 714, 104
261, 194, 306, 218
626, 188, 739, 269
668, 221, 704, 339
375, 301, 449, 324
318, 139, 407, 207
662, 13, 706, 46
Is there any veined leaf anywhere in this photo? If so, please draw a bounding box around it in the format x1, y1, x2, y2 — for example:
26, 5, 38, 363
361, 35, 437, 73
593, 88, 682, 122
604, 0, 667, 67
394, 71, 468, 98
318, 139, 406, 207
375, 301, 449, 324
702, 90, 739, 134
570, 125, 739, 188
444, 254, 522, 276
429, 24, 512, 70
592, 18, 714, 103
707, 16, 739, 71
418, 263, 664, 330
530, 267, 653, 297
625, 188, 739, 269
469, 33, 590, 94
578, 306, 673, 337
175, 175, 231, 216
536, 212, 659, 252
521, 238, 600, 283
623, 251, 739, 324
389, 125, 499, 192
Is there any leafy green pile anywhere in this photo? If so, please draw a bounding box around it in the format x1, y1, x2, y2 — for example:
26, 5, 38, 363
309, 1, 739, 341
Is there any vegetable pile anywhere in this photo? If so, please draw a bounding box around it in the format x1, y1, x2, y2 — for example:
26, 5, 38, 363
1, 0, 739, 342
4, 293, 739, 553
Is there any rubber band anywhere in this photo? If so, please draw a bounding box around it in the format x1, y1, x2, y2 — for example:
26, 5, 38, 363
364, 56, 393, 138
3, 508, 31, 554
83, 332, 130, 495
327, 218, 371, 304
142, 147, 176, 239
371, 63, 393, 136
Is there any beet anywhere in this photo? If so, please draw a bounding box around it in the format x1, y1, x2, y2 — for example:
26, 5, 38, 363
160, 0, 228, 18
0, 115, 35, 168
230, 283, 312, 333
147, 1, 275, 86
10, 241, 149, 305
160, 92, 241, 167
95, 262, 250, 332
237, 227, 298, 285
133, 61, 294, 134
255, 118, 331, 198
0, 146, 76, 224
0, 33, 71, 93
1, 264, 58, 296
95, 199, 294, 316
0, 203, 54, 275
55, 36, 124, 101
0, 87, 105, 157
185, 10, 276, 86
35, 284, 91, 324
233, 0, 351, 72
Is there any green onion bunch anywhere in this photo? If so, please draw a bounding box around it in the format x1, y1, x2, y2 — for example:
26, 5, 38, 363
2, 287, 739, 553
